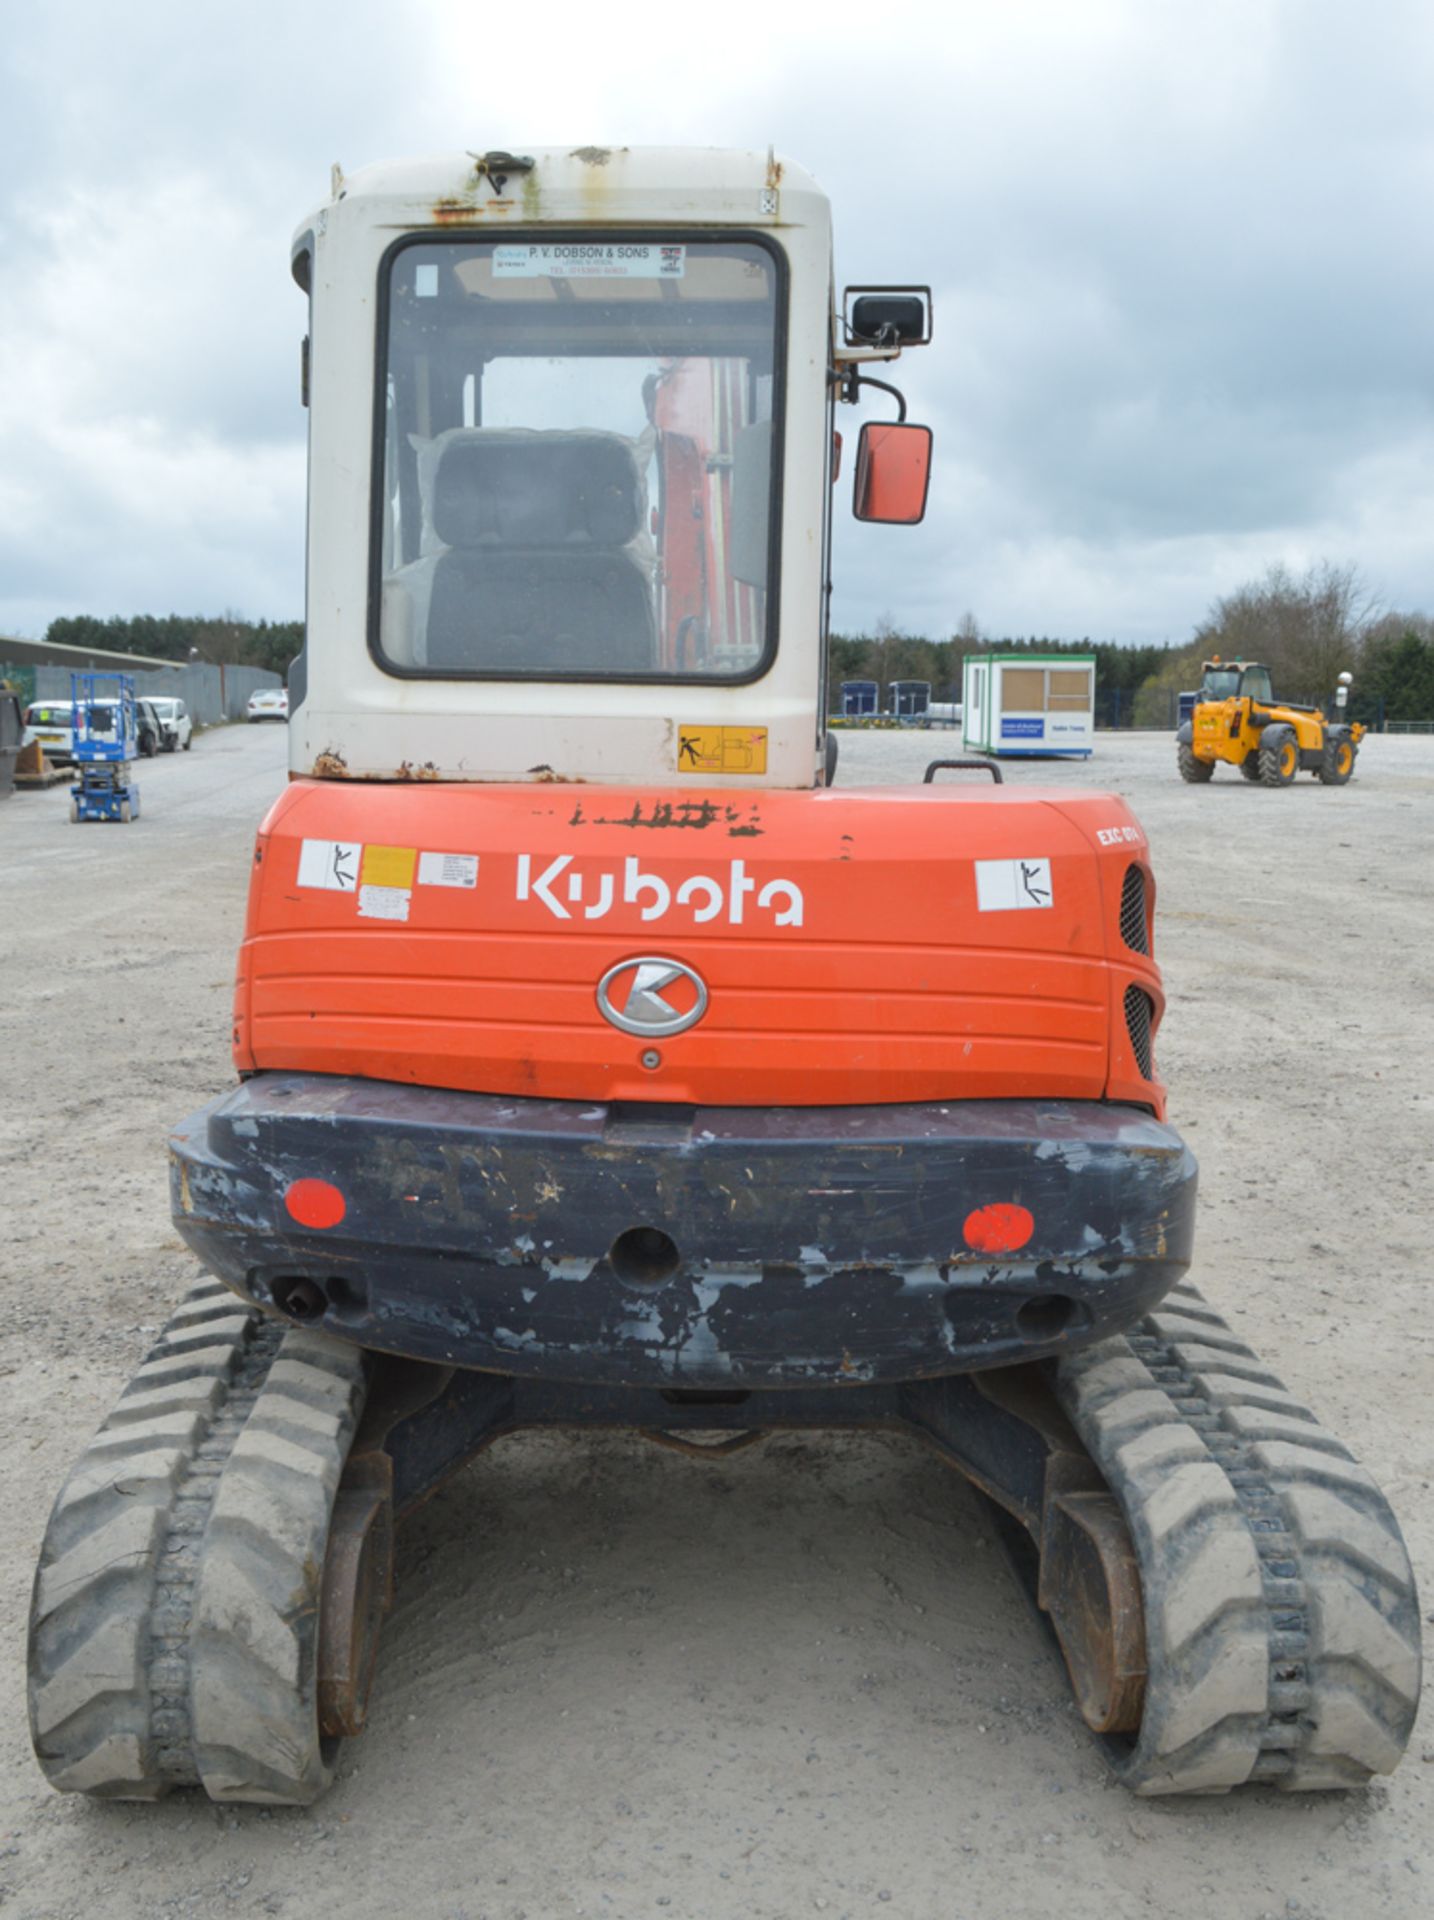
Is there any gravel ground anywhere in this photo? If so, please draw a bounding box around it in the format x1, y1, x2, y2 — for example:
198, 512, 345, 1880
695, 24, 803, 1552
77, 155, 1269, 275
1, 722, 1430, 1920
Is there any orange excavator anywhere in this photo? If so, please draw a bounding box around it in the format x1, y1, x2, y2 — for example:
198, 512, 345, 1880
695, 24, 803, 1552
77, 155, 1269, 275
29, 149, 1419, 1806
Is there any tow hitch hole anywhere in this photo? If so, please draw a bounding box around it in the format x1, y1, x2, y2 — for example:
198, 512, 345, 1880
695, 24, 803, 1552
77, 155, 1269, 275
1016, 1293, 1078, 1342
272, 1276, 327, 1322
609, 1226, 681, 1289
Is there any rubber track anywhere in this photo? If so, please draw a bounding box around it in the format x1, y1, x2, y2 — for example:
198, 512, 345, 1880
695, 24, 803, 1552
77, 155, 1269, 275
29, 1280, 367, 1803
1057, 1282, 1421, 1794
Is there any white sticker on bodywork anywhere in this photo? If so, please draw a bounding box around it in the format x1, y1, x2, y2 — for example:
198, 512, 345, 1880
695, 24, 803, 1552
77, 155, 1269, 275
493, 242, 685, 280
297, 839, 360, 892
358, 884, 411, 922
417, 851, 478, 889
976, 858, 1053, 911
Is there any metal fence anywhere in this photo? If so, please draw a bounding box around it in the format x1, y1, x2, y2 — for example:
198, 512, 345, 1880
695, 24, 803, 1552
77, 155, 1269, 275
1091, 688, 1194, 729
7, 660, 282, 726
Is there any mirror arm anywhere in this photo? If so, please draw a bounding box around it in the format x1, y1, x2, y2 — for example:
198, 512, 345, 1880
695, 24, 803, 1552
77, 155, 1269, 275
835, 367, 908, 421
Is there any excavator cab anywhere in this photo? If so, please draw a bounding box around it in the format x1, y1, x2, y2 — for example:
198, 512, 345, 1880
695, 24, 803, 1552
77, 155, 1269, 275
289, 150, 929, 788
28, 149, 1419, 1811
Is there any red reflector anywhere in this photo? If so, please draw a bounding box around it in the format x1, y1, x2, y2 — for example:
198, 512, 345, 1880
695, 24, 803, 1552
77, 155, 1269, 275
963, 1202, 1034, 1254
284, 1179, 346, 1230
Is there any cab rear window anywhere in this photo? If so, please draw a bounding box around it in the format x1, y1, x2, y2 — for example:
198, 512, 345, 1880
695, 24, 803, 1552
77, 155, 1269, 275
374, 233, 784, 686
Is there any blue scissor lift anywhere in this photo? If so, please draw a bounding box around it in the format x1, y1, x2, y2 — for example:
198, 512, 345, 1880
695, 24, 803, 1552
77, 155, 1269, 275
69, 672, 141, 823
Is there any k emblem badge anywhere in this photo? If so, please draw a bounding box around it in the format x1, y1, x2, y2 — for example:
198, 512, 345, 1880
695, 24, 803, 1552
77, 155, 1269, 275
596, 957, 709, 1037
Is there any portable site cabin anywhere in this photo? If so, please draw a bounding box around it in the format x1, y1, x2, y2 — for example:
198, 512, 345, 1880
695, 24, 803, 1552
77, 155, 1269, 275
889, 679, 930, 721
840, 679, 879, 717
962, 652, 1095, 758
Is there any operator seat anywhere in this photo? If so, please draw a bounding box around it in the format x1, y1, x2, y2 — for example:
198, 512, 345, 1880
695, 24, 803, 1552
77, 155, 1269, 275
424, 430, 657, 674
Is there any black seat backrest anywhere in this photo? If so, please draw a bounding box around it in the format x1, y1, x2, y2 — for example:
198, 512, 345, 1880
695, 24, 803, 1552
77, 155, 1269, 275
425, 430, 656, 674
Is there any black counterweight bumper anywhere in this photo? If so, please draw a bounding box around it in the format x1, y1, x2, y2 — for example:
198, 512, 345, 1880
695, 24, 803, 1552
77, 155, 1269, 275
170, 1073, 1198, 1389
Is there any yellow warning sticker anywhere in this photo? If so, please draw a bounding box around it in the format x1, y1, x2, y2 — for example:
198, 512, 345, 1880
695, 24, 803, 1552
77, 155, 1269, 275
677, 726, 768, 775
360, 844, 418, 888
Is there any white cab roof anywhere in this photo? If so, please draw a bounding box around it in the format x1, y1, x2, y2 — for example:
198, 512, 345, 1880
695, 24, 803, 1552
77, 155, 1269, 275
295, 147, 828, 253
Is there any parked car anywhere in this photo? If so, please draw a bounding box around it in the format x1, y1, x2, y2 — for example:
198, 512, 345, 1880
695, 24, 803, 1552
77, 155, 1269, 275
22, 700, 129, 761
147, 696, 193, 751
22, 701, 83, 763
135, 699, 164, 758
246, 687, 289, 722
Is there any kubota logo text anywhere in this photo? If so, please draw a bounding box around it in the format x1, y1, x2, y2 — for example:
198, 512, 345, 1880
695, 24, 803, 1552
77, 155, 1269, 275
516, 854, 804, 927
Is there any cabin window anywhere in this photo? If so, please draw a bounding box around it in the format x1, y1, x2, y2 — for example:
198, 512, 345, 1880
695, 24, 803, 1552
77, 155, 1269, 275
999, 666, 1092, 712
373, 233, 785, 684
1047, 668, 1092, 711
1001, 668, 1047, 711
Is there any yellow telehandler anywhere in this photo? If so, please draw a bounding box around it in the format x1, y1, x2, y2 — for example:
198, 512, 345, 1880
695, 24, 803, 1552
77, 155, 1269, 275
1176, 657, 1362, 786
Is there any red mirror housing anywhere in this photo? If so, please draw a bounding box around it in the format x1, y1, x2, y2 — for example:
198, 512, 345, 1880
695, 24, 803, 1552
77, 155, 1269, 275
853, 421, 932, 524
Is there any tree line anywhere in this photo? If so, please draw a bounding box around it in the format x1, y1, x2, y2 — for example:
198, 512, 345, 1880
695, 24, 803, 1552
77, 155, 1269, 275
44, 613, 303, 681
1120, 564, 1433, 725
829, 621, 1172, 709
831, 563, 1434, 726
37, 558, 1434, 724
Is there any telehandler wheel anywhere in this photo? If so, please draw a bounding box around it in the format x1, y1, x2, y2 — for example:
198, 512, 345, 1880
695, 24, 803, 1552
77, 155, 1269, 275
1058, 1283, 1421, 1794
1238, 753, 1262, 782
1319, 733, 1357, 785
1177, 743, 1214, 783
1258, 727, 1299, 787
28, 1280, 370, 1804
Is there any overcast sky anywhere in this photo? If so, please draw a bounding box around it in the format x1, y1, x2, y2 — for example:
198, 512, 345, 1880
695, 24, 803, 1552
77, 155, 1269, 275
2, 0, 1430, 647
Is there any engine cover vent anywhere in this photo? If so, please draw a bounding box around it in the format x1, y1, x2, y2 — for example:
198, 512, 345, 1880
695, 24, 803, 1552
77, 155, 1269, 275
1124, 985, 1154, 1079
1120, 864, 1149, 955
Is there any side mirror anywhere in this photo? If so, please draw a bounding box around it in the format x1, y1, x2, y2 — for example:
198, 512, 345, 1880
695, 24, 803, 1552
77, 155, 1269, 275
853, 421, 932, 525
